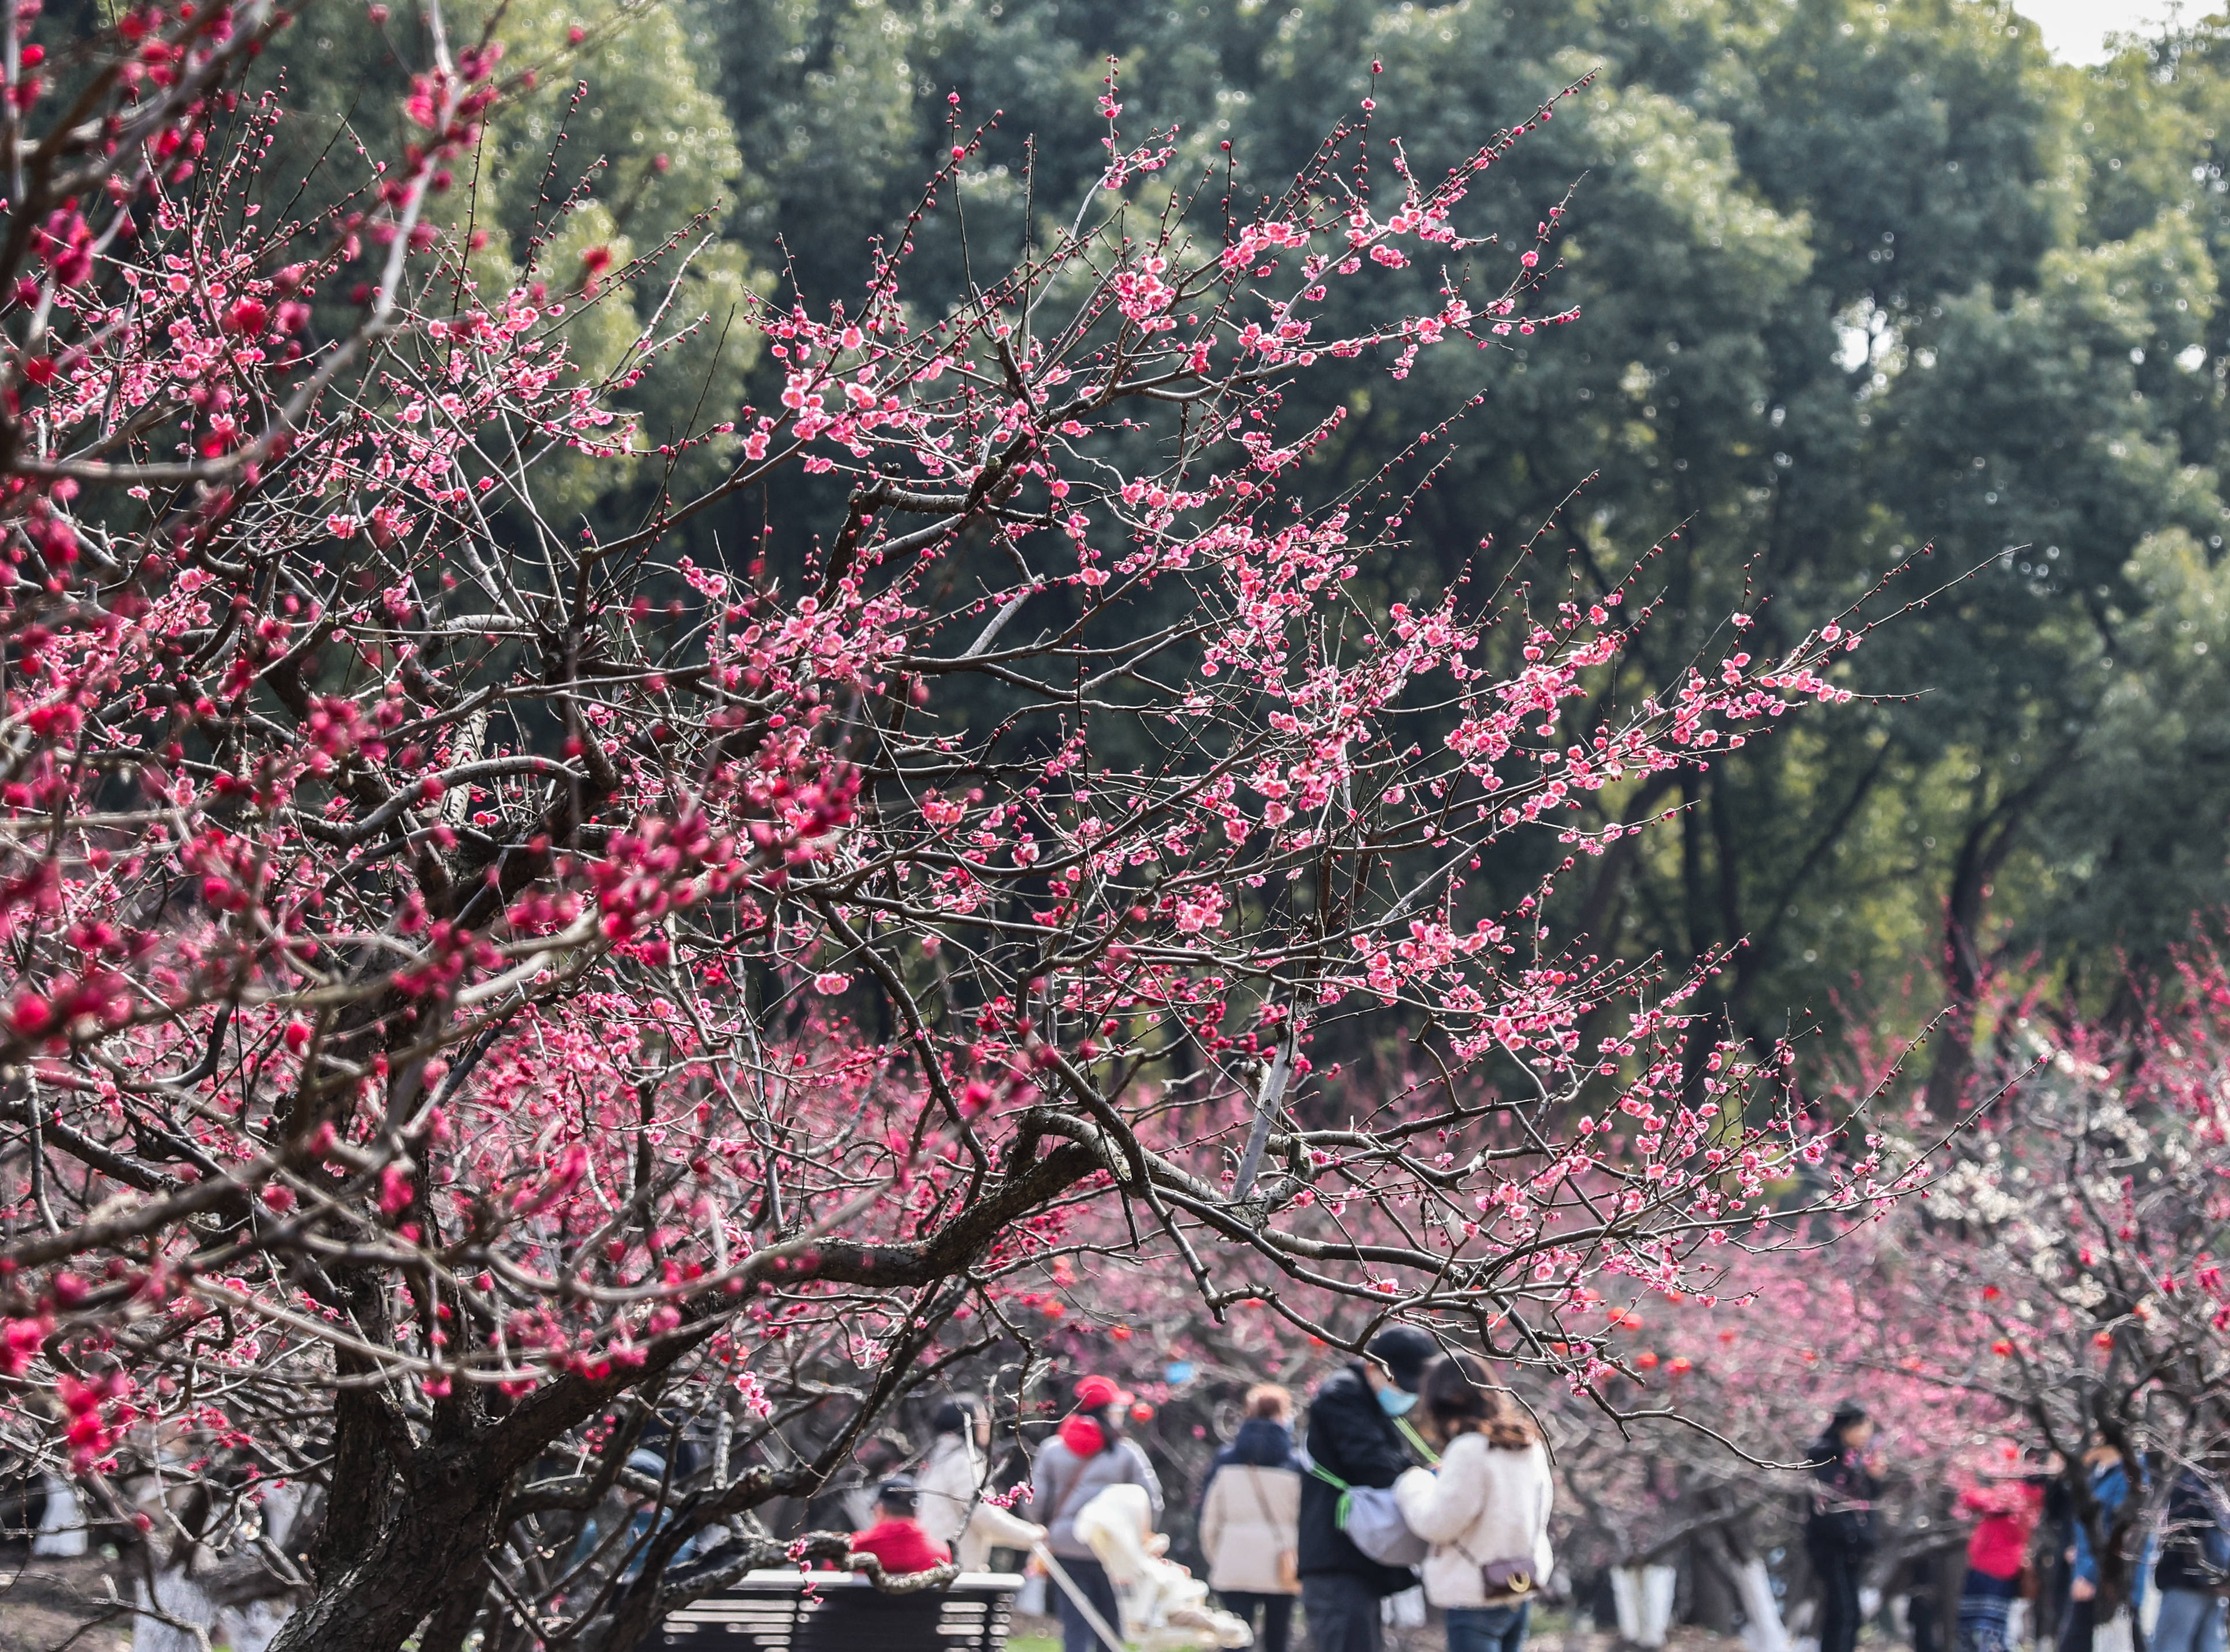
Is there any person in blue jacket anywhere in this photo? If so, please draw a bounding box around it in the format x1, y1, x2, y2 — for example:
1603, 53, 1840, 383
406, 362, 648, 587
2061, 1440, 2134, 1652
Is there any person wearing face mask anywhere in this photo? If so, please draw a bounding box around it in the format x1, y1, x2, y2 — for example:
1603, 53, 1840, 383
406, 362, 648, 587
1297, 1326, 1435, 1652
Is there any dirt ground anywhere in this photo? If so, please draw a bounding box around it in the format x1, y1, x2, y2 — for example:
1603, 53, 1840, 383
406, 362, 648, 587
6, 1571, 1761, 1651
0, 1552, 136, 1652
1006, 1609, 1759, 1651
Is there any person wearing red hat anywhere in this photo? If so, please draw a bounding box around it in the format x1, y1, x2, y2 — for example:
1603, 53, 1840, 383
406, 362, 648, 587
1032, 1374, 1165, 1652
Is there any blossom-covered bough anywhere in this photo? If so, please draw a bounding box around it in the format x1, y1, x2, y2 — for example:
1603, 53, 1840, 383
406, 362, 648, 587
1843, 946, 2230, 1622
0, 5, 1917, 1649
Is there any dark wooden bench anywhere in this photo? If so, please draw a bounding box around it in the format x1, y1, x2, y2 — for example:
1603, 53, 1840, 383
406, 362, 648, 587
655, 1570, 1025, 1651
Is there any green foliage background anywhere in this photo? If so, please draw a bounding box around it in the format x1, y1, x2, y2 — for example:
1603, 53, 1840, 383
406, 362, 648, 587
263, 0, 2230, 1092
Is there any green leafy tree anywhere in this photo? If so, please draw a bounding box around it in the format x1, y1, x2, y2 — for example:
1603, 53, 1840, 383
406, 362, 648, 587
560, 0, 2230, 1100
262, 0, 764, 519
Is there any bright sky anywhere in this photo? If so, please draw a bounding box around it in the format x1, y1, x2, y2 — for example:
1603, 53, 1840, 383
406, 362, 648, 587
2014, 0, 2184, 63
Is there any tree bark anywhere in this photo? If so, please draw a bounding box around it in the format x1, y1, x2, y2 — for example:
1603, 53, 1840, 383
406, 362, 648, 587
1923, 767, 2051, 1118
269, 1443, 507, 1652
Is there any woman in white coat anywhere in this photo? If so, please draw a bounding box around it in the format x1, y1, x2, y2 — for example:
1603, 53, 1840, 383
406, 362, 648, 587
1393, 1354, 1553, 1652
914, 1395, 1045, 1571
1198, 1385, 1304, 1652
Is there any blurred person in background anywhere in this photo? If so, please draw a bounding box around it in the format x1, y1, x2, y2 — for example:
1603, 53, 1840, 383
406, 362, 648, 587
850, 1477, 952, 1575
1806, 1401, 1881, 1652
1032, 1375, 1164, 1652
1956, 1446, 2050, 1652
2061, 1439, 2131, 1652
2149, 1466, 2227, 1652
1199, 1383, 1303, 1652
916, 1395, 1046, 1571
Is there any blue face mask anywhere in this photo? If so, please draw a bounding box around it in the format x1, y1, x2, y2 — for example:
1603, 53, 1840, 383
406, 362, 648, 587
1378, 1386, 1418, 1417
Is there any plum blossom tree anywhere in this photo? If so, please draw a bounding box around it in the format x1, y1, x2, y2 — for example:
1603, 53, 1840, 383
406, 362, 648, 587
1849, 942, 2230, 1619
0, 5, 1914, 1649
1528, 1243, 2011, 1648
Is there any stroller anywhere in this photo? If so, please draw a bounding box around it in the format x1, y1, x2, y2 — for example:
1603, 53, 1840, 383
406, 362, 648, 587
1038, 1483, 1250, 1651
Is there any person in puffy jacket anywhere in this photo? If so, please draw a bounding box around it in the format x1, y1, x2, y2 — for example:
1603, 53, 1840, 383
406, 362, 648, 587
1299, 1326, 1434, 1652
1955, 1451, 2049, 1652
850, 1478, 952, 1575
1031, 1375, 1164, 1652
1394, 1353, 1554, 1652
916, 1395, 1046, 1572
1199, 1385, 1303, 1652
1805, 1401, 1881, 1652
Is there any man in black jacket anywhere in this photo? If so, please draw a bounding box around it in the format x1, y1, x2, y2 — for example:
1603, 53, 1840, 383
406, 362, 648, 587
1803, 1401, 1879, 1652
1299, 1326, 1434, 1652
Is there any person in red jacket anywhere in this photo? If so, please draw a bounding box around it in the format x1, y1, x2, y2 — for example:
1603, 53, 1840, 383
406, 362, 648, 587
851, 1478, 954, 1576
1956, 1450, 2052, 1652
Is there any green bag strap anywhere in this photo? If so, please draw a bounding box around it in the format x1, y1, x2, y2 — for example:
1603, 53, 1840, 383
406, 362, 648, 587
1395, 1418, 1442, 1466
1307, 1425, 1436, 1488
1306, 1421, 1435, 1530
1305, 1460, 1356, 1526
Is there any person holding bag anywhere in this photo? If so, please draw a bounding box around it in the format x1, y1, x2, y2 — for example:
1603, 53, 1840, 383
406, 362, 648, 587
1394, 1353, 1554, 1652
1199, 1385, 1304, 1652
1298, 1326, 1435, 1652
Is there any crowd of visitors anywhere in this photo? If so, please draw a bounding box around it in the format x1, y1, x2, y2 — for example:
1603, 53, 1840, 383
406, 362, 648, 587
1822, 1409, 2229, 1652
815, 1361, 2227, 1652
822, 1332, 1554, 1652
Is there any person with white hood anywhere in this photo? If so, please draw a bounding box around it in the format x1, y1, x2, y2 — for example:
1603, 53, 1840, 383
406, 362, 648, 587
914, 1395, 1046, 1571
1393, 1353, 1554, 1652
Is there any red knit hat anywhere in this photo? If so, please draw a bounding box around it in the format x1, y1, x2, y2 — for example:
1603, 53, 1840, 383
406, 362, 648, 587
1073, 1374, 1133, 1409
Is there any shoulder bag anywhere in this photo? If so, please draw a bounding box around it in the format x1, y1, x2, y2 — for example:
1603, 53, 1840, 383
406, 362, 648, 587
1240, 1466, 1301, 1592
1454, 1530, 1540, 1603
1305, 1459, 1428, 1568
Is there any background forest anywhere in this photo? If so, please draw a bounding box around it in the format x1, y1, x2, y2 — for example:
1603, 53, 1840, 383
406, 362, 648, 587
266, 0, 2230, 1105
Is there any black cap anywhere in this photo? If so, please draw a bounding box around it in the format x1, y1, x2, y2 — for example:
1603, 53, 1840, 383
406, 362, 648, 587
877, 1476, 918, 1513
1366, 1326, 1437, 1392
1830, 1399, 1869, 1429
